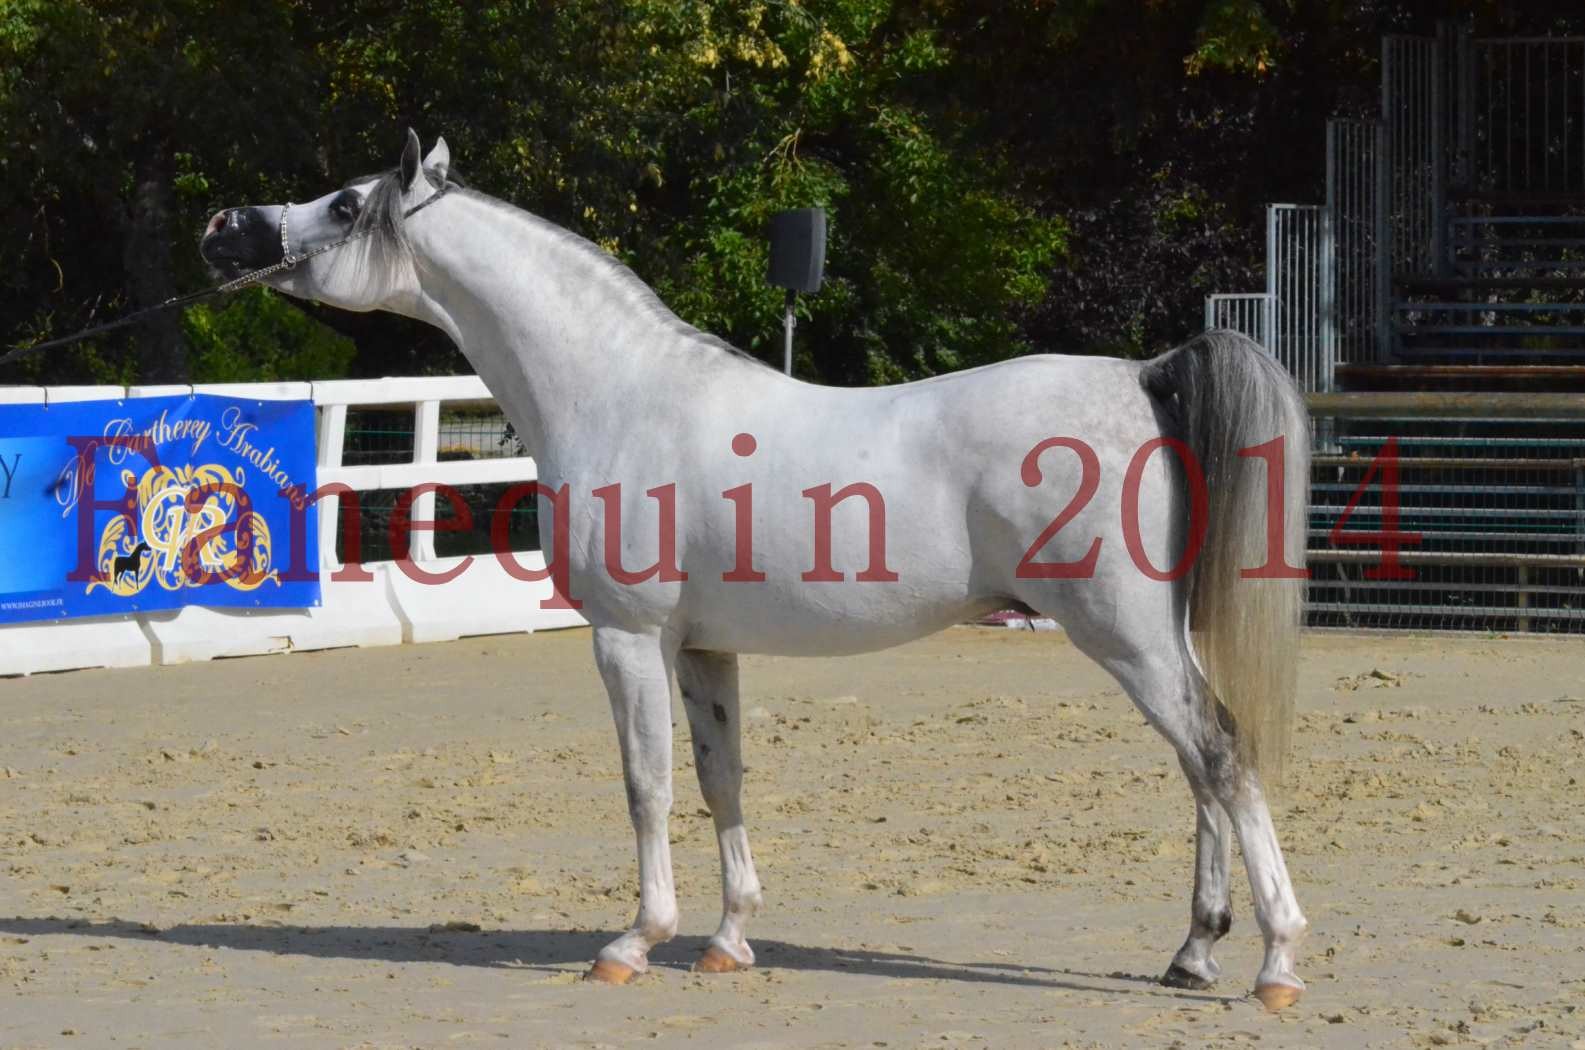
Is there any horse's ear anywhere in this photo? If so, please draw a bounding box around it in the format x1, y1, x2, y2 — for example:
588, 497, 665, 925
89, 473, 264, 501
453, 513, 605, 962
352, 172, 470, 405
424, 136, 450, 184
400, 128, 422, 190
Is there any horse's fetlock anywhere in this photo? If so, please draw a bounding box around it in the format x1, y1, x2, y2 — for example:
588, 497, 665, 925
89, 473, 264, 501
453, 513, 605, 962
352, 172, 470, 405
735, 885, 764, 918
638, 907, 679, 944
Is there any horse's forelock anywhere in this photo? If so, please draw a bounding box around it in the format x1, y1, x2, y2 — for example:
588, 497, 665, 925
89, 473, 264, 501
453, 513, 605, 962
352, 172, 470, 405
354, 169, 414, 267
329, 164, 450, 295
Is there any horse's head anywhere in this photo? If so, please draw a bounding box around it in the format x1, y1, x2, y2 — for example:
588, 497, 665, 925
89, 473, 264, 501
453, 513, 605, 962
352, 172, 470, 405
199, 129, 450, 313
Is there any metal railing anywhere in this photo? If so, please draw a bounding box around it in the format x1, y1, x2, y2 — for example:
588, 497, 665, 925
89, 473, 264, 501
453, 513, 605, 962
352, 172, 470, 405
1381, 33, 1445, 280
1204, 293, 1276, 350
1267, 204, 1335, 391
1464, 35, 1585, 195
1327, 119, 1384, 364
1447, 212, 1585, 278
1306, 392, 1585, 633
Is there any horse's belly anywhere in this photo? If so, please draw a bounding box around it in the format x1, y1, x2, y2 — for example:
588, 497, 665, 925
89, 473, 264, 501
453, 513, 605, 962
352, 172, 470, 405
677, 582, 998, 656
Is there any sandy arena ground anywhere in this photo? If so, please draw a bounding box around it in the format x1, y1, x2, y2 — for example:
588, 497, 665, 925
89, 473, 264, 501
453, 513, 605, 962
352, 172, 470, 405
1, 626, 1582, 1049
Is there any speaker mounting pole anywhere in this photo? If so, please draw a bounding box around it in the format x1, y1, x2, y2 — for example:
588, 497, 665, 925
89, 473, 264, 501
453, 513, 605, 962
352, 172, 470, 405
767, 208, 827, 377
782, 288, 797, 375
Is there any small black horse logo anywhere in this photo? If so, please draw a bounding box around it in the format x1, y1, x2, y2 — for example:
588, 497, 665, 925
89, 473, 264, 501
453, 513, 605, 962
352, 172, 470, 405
113, 542, 152, 586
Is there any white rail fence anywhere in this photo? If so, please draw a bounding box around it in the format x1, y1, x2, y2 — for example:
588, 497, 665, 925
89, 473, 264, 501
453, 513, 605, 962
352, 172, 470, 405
0, 376, 583, 676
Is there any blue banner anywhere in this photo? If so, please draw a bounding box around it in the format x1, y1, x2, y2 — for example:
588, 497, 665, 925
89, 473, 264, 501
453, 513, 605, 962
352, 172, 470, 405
0, 394, 320, 623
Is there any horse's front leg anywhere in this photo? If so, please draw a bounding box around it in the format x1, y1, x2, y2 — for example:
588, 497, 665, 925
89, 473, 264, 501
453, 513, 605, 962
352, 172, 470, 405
676, 649, 762, 973
586, 626, 678, 984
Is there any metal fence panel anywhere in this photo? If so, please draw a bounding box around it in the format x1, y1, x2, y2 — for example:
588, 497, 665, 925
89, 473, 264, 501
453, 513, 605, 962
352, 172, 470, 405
1327, 119, 1383, 364
1267, 204, 1335, 392
1468, 36, 1585, 194
1204, 292, 1275, 350
1307, 405, 1585, 634
1382, 34, 1443, 281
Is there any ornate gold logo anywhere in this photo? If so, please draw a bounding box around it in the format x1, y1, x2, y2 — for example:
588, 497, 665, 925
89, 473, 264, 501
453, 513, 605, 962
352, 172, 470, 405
86, 463, 278, 597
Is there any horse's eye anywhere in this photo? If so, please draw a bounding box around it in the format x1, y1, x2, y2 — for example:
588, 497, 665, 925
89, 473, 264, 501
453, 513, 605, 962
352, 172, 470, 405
330, 193, 360, 222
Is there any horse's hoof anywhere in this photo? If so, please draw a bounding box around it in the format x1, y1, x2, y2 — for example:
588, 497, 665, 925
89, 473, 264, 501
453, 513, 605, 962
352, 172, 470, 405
585, 958, 638, 985
1161, 963, 1216, 991
693, 944, 748, 974
1253, 982, 1302, 1011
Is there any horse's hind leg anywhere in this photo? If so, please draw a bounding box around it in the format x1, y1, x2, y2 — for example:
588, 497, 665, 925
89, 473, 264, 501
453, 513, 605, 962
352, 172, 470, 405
1161, 773, 1233, 990
1147, 658, 1306, 1008
1215, 753, 1308, 1010
1063, 628, 1307, 1008
676, 649, 763, 972
586, 626, 680, 984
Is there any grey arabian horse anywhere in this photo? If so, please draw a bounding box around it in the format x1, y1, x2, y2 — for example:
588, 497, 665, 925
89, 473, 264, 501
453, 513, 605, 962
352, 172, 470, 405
201, 130, 1311, 1009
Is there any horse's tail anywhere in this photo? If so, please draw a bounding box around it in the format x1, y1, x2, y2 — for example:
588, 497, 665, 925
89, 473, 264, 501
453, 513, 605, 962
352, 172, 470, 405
1141, 329, 1309, 784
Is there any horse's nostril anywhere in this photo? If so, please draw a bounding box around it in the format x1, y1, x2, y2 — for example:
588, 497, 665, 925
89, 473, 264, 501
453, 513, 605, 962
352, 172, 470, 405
205, 211, 228, 238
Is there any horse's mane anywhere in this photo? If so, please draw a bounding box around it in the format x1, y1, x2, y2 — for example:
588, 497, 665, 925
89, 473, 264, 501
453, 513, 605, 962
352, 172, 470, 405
351, 166, 769, 369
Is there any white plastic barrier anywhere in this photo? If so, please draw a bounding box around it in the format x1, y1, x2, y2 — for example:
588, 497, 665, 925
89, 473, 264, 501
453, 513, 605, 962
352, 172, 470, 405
0, 376, 583, 676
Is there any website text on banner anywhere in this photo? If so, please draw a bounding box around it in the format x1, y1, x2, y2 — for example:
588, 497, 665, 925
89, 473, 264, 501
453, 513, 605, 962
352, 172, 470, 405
0, 394, 320, 623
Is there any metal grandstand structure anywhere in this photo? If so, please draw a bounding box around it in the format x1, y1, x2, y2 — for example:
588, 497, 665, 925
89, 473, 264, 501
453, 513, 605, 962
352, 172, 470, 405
1210, 21, 1585, 633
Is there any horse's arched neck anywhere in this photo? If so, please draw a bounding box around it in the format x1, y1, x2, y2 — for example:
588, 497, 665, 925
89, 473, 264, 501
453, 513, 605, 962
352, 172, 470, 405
403, 192, 688, 457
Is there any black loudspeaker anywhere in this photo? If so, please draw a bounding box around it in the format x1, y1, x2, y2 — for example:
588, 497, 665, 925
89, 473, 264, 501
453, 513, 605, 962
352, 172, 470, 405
768, 208, 827, 294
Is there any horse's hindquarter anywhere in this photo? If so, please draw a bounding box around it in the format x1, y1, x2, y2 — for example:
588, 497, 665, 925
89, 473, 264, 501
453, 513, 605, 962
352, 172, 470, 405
960, 355, 1185, 640
558, 353, 1170, 655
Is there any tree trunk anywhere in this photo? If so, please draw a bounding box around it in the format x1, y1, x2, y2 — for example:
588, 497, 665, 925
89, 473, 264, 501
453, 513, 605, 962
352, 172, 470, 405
123, 140, 188, 383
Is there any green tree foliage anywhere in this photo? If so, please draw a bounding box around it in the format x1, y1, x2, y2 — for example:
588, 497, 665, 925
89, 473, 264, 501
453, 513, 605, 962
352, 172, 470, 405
4, 1, 1585, 386
0, 0, 320, 383
182, 288, 356, 382
311, 0, 1067, 382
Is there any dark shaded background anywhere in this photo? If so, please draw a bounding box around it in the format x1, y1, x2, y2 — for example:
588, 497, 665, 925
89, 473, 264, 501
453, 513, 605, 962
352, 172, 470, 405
3, 1, 1582, 388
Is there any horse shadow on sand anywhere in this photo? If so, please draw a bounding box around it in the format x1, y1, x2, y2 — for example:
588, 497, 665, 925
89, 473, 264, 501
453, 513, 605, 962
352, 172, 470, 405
0, 915, 1232, 1003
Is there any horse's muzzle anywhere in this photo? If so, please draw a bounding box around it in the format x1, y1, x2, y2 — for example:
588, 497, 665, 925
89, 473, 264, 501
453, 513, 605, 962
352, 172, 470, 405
199, 207, 282, 277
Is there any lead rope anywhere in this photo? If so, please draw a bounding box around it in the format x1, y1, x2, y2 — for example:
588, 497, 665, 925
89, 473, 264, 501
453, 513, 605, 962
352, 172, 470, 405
0, 183, 450, 369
